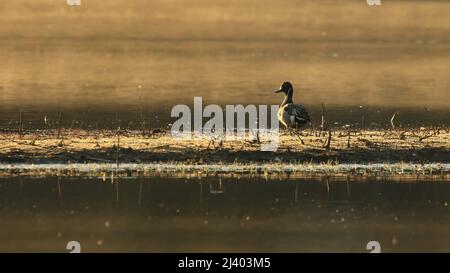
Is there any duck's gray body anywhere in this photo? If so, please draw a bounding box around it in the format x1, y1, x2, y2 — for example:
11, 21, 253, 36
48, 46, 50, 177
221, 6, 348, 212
275, 82, 310, 129
278, 103, 310, 128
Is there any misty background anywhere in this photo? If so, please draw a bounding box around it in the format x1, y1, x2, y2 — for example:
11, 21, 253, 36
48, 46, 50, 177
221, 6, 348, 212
0, 0, 449, 128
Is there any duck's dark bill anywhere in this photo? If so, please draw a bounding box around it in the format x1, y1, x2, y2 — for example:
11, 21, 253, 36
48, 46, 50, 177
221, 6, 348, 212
274, 89, 283, 93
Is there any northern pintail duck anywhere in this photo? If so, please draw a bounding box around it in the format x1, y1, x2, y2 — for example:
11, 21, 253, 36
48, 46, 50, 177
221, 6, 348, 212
275, 81, 310, 129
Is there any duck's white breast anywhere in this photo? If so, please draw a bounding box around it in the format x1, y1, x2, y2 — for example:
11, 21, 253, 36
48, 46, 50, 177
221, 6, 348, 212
277, 104, 292, 128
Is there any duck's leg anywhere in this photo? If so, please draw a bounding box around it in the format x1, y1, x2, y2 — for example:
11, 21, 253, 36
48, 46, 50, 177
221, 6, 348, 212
285, 125, 302, 150
281, 125, 292, 152
297, 133, 305, 145
281, 128, 290, 136
294, 123, 305, 145
288, 116, 295, 137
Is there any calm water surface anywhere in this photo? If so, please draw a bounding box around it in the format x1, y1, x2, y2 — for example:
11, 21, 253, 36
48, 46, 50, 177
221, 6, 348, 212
1, 176, 450, 252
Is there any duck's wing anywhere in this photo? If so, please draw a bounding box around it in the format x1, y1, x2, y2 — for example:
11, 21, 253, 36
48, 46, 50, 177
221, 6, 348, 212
287, 104, 310, 124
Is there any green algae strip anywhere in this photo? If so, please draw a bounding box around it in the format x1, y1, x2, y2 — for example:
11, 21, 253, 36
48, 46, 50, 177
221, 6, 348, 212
0, 162, 448, 180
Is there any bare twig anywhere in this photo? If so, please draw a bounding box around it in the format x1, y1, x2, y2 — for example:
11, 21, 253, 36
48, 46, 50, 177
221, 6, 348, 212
57, 111, 63, 139
321, 103, 325, 135
19, 111, 23, 139
360, 106, 365, 130
347, 130, 351, 148
390, 111, 398, 129
116, 127, 121, 168
323, 129, 332, 150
